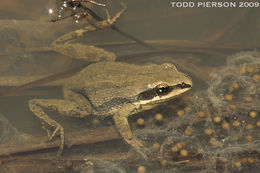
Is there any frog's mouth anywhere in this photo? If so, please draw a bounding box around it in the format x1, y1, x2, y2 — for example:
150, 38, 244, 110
136, 82, 192, 105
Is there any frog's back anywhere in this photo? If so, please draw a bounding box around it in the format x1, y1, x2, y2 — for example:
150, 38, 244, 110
65, 62, 173, 115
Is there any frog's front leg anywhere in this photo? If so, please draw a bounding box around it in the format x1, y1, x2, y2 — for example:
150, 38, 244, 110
113, 104, 144, 149
29, 96, 91, 156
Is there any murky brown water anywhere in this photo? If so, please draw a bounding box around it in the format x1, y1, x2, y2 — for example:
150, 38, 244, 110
0, 0, 259, 173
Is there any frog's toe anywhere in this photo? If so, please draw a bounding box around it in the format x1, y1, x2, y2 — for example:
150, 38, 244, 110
135, 147, 150, 161
126, 138, 144, 149
135, 140, 144, 148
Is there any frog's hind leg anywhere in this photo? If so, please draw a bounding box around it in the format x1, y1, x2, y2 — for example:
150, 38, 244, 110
28, 98, 90, 156
51, 5, 126, 63
53, 5, 127, 45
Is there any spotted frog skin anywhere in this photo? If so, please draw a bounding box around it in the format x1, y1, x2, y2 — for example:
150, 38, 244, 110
28, 5, 192, 157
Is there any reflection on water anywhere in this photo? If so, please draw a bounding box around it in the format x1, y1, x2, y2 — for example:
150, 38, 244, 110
0, 0, 259, 173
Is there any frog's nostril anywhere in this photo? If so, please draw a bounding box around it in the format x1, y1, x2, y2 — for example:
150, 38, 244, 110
177, 82, 191, 89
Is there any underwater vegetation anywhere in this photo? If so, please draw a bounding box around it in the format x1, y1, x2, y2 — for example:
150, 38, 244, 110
80, 51, 259, 173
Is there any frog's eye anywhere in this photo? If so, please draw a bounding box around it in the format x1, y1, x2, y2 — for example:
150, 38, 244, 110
155, 83, 170, 96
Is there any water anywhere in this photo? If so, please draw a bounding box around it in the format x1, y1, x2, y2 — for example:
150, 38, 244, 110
0, 0, 259, 172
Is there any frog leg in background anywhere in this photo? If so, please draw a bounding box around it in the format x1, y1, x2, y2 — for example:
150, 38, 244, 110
51, 5, 126, 62
28, 89, 92, 156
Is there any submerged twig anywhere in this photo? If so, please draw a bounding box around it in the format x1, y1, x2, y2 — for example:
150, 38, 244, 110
83, 5, 154, 50
0, 66, 86, 96
1, 40, 259, 57
0, 126, 119, 158
97, 40, 260, 51
0, 152, 132, 173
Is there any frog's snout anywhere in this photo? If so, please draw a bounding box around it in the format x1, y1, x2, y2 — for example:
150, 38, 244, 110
185, 74, 193, 87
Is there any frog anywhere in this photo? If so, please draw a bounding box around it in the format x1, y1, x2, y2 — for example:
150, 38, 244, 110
28, 5, 192, 157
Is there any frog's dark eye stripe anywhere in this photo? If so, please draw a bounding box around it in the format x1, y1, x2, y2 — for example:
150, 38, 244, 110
138, 82, 191, 101
138, 83, 173, 100
138, 88, 157, 100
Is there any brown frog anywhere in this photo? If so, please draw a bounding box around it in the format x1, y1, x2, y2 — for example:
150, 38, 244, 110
29, 5, 192, 157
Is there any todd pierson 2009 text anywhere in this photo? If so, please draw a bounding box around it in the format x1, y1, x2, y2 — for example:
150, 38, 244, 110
170, 1, 259, 8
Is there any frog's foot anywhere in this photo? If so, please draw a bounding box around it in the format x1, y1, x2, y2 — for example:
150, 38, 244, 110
113, 105, 149, 160
48, 123, 65, 156
102, 4, 127, 27
53, 4, 127, 45
29, 98, 90, 156
86, 0, 106, 7
126, 138, 149, 161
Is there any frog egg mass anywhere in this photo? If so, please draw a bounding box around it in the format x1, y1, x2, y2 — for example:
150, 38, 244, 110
131, 51, 260, 172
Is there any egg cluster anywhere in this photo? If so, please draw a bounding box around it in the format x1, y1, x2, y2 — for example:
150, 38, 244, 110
133, 51, 260, 172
